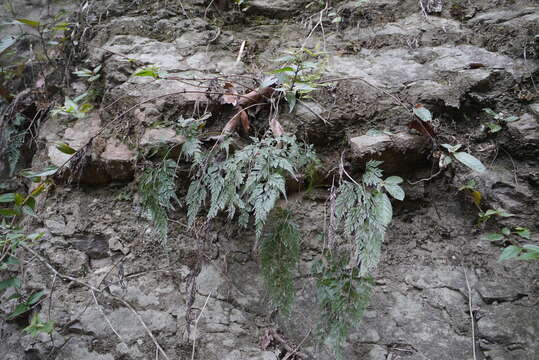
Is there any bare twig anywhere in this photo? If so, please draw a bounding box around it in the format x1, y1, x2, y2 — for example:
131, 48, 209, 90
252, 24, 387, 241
191, 291, 212, 360
463, 267, 477, 360
91, 289, 123, 341
297, 99, 330, 125
268, 328, 311, 360
282, 327, 313, 360
406, 168, 442, 185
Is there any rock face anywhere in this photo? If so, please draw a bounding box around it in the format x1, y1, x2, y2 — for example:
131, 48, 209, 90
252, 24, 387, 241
1, 1, 538, 360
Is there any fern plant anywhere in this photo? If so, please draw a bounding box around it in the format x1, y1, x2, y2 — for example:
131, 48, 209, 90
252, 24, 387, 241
260, 208, 301, 314
312, 252, 374, 358
334, 160, 402, 274
178, 118, 318, 239
139, 159, 179, 244
315, 160, 404, 357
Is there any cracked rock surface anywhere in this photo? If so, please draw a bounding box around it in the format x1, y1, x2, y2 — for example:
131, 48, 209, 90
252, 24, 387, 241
1, 0, 538, 360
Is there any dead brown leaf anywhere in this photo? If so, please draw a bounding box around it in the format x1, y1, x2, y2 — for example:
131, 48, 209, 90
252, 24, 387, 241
221, 82, 239, 106
270, 116, 284, 136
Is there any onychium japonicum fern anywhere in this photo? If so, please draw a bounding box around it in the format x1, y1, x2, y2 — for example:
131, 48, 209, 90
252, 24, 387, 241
140, 117, 404, 358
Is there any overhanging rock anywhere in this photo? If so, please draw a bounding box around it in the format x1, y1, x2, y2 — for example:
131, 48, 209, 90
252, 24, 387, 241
349, 132, 431, 174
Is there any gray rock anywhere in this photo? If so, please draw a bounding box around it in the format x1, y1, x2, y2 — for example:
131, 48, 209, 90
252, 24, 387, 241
45, 216, 76, 236
507, 113, 539, 144
42, 113, 136, 184
245, 0, 308, 18
478, 303, 538, 352
70, 234, 109, 259
349, 132, 430, 174
530, 103, 539, 117
140, 127, 186, 158
46, 247, 88, 275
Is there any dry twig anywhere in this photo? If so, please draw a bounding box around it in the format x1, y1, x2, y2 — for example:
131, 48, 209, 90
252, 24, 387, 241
463, 267, 477, 360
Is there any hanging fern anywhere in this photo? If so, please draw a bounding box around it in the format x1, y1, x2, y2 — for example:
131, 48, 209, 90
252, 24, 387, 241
315, 160, 404, 357
178, 117, 318, 239
334, 160, 402, 275
139, 159, 179, 244
260, 208, 300, 314
313, 252, 374, 359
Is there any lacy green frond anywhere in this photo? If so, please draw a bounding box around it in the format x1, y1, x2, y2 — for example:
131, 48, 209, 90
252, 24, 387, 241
313, 253, 374, 359
315, 161, 404, 357
260, 208, 300, 314
139, 159, 179, 244
180, 133, 318, 239
3, 120, 27, 176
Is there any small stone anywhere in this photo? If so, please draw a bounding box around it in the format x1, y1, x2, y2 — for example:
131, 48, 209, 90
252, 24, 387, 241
108, 236, 128, 254
507, 113, 539, 144
139, 128, 186, 159
530, 103, 539, 117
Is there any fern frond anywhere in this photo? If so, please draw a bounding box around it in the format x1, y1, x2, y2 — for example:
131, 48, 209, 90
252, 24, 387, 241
139, 159, 179, 244
313, 252, 374, 359
315, 160, 403, 356
261, 208, 300, 314
182, 134, 318, 239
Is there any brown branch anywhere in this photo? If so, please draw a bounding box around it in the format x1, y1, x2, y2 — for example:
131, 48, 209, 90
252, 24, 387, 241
268, 328, 311, 360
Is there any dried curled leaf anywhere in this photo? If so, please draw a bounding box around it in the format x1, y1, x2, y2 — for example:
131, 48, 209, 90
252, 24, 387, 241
270, 117, 284, 136
409, 104, 436, 137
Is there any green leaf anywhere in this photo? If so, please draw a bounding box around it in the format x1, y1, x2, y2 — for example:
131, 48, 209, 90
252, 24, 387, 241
454, 152, 486, 173
497, 209, 514, 217
27, 290, 46, 305
440, 155, 453, 167
441, 143, 461, 153
285, 92, 297, 112
271, 66, 295, 74
0, 209, 17, 216
498, 245, 521, 262
366, 129, 383, 136
483, 108, 497, 117
374, 192, 392, 226
293, 82, 317, 92
481, 233, 504, 241
384, 176, 403, 185
517, 252, 539, 260
486, 122, 502, 133
27, 232, 44, 241
21, 166, 58, 178
0, 277, 21, 290
0, 193, 16, 203
514, 227, 531, 239
14, 193, 24, 206
55, 142, 77, 155
413, 106, 432, 122
3, 256, 20, 265
0, 36, 17, 55
384, 184, 405, 201
15, 18, 41, 28
22, 205, 37, 217
133, 67, 160, 79
501, 227, 511, 236
7, 304, 30, 320
503, 116, 518, 123
522, 244, 539, 253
